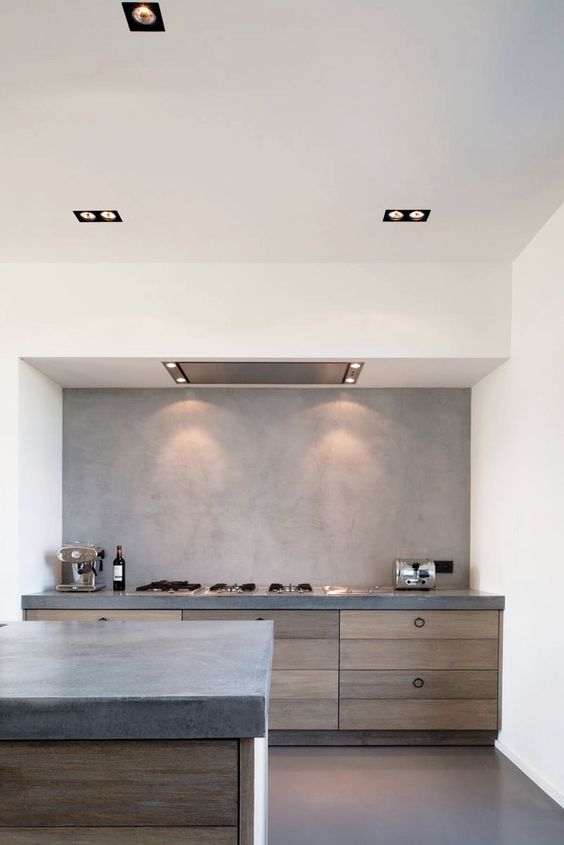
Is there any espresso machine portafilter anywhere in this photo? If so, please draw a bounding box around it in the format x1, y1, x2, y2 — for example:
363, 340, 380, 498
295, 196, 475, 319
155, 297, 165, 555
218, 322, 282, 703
56, 544, 106, 592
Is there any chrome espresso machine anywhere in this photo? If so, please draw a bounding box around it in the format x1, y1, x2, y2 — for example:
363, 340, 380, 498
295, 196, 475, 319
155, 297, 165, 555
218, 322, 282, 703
56, 543, 106, 592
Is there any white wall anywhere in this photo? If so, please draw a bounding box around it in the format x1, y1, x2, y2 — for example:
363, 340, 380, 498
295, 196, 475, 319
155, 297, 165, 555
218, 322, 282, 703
0, 260, 511, 618
471, 204, 564, 807
17, 361, 62, 600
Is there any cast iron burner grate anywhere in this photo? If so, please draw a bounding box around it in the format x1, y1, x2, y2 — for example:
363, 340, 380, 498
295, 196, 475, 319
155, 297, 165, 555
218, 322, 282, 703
136, 580, 202, 593
268, 583, 313, 593
209, 583, 256, 593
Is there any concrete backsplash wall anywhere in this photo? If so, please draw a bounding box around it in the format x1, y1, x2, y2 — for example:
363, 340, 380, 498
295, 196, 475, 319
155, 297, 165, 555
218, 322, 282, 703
62, 388, 471, 588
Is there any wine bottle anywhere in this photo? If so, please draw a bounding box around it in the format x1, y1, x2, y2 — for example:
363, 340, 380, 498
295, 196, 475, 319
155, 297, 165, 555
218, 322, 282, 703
113, 545, 125, 591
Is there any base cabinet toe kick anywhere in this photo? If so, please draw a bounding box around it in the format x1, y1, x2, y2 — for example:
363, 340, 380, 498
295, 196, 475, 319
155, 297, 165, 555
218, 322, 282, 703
25, 607, 502, 745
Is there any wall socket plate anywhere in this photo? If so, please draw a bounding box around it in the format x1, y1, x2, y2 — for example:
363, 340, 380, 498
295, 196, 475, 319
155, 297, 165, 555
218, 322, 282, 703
435, 560, 454, 573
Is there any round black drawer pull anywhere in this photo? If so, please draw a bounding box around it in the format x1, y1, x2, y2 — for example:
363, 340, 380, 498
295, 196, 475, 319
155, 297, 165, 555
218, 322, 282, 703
413, 677, 425, 688
98, 617, 109, 622
414, 617, 425, 628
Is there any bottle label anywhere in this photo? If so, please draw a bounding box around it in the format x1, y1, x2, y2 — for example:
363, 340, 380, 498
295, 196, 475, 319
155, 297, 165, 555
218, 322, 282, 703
113, 565, 123, 578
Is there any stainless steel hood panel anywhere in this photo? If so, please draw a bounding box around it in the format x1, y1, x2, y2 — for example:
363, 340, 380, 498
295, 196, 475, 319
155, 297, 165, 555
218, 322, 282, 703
177, 361, 350, 385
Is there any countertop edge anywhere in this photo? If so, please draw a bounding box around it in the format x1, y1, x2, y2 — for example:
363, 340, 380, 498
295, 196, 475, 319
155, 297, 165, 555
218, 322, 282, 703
21, 592, 505, 610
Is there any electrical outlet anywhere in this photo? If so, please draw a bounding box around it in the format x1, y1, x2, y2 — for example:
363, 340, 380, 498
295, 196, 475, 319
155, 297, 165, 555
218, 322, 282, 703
435, 560, 454, 574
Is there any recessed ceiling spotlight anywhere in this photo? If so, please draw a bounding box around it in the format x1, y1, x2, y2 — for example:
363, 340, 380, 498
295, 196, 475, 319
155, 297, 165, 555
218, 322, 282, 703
122, 2, 165, 31
343, 362, 364, 384
73, 210, 123, 223
383, 209, 431, 223
162, 361, 190, 383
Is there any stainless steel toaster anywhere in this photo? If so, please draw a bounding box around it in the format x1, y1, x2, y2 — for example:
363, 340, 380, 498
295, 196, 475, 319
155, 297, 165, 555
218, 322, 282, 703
394, 558, 436, 590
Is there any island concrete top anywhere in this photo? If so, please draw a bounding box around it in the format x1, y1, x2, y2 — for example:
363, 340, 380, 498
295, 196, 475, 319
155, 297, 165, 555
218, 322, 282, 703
22, 588, 505, 610
0, 621, 273, 741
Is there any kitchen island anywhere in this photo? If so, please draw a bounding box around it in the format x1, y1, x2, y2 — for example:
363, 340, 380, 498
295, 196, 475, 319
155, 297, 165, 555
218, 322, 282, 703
0, 620, 273, 844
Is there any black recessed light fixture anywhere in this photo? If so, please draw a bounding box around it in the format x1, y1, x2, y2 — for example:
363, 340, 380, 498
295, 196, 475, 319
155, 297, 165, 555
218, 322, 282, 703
343, 362, 364, 385
383, 209, 431, 222
73, 210, 123, 223
122, 3, 165, 31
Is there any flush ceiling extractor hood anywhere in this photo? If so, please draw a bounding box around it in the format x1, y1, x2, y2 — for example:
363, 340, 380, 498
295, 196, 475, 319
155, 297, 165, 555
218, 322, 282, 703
162, 361, 364, 386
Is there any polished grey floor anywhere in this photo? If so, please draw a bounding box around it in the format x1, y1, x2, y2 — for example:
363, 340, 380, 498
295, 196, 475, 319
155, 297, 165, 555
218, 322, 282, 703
269, 747, 564, 845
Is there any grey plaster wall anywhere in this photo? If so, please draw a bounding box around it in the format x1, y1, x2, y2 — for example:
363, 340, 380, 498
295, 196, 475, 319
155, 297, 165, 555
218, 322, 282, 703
62, 389, 471, 588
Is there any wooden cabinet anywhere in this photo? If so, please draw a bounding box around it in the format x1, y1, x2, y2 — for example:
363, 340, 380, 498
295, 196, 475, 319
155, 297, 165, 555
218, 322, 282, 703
182, 610, 339, 730
26, 606, 501, 741
0, 740, 241, 844
339, 610, 500, 733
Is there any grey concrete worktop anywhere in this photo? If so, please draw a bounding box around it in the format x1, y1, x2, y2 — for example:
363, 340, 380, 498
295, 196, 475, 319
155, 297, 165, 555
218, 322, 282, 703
21, 588, 505, 610
0, 620, 272, 741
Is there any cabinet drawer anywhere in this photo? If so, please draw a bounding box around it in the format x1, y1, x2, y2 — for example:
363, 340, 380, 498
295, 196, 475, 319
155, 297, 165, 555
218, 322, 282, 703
339, 699, 498, 731
182, 610, 338, 639
273, 639, 338, 670
340, 639, 498, 670
25, 610, 182, 622
270, 671, 338, 700
340, 610, 499, 640
0, 829, 238, 844
0, 740, 238, 827
340, 670, 498, 700
269, 699, 338, 730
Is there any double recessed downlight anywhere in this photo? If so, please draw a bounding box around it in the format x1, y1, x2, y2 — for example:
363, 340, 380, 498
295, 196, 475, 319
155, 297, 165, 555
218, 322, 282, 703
383, 209, 431, 223
73, 210, 122, 223
343, 362, 363, 385
122, 2, 165, 31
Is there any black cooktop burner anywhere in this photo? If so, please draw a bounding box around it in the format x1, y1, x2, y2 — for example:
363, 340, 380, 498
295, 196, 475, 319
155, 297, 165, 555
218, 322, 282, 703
209, 583, 256, 593
136, 580, 201, 593
268, 583, 313, 593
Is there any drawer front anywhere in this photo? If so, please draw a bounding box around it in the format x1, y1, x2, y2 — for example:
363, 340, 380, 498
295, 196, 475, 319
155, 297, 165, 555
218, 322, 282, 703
25, 610, 182, 622
273, 639, 338, 670
340, 639, 499, 670
0, 740, 238, 827
0, 829, 237, 844
270, 671, 338, 700
339, 699, 498, 731
269, 699, 338, 730
340, 670, 498, 700
340, 610, 499, 640
182, 610, 338, 639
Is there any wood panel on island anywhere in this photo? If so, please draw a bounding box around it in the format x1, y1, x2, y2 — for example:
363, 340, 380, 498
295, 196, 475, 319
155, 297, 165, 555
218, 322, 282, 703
24, 607, 502, 743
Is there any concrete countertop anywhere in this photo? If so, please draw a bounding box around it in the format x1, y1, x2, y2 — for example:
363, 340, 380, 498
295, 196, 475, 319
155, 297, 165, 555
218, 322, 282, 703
0, 620, 273, 741
21, 588, 505, 610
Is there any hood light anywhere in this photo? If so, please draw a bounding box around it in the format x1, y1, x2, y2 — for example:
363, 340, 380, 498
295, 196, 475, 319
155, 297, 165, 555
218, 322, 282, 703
162, 361, 190, 384
122, 2, 165, 31
384, 208, 430, 223
343, 362, 364, 385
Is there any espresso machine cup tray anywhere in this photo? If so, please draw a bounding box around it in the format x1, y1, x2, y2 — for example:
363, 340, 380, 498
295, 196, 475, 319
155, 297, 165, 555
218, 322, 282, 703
56, 584, 107, 592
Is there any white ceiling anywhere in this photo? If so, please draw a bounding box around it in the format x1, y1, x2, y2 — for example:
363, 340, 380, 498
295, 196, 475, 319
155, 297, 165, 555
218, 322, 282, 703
25, 357, 506, 389
2, 1, 564, 263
